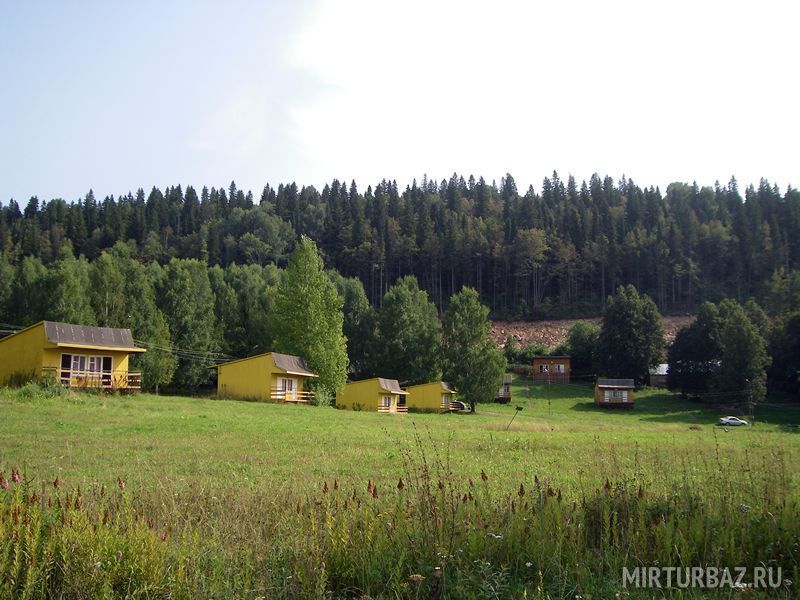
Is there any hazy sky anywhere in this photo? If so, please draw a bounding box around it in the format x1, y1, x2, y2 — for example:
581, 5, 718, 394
1, 0, 797, 203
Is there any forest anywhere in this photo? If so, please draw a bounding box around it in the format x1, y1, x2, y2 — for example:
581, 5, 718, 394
1, 172, 799, 394
1, 172, 799, 317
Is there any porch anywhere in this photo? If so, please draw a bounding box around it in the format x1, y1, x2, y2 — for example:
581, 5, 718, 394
42, 366, 142, 390
269, 387, 315, 403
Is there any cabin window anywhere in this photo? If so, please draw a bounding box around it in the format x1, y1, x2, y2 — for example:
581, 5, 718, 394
539, 364, 548, 373
380, 395, 392, 409
71, 354, 87, 374
554, 364, 565, 373
604, 390, 628, 401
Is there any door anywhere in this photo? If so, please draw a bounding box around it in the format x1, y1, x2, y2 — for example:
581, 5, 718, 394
102, 356, 113, 387
60, 354, 71, 384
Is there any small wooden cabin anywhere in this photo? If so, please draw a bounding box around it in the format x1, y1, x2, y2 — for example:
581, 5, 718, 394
336, 377, 409, 413
532, 356, 571, 383
496, 373, 513, 403
405, 381, 457, 412
0, 321, 145, 390
215, 352, 318, 402
594, 378, 635, 407
649, 364, 669, 388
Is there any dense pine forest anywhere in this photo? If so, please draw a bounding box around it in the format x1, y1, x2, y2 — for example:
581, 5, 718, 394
2, 172, 799, 316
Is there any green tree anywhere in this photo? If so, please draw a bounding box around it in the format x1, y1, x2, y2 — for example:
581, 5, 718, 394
89, 252, 126, 326
564, 320, 599, 376
6, 256, 48, 325
328, 270, 376, 378
270, 236, 348, 394
373, 275, 441, 386
596, 285, 664, 385
768, 312, 800, 394
0, 252, 12, 319
442, 287, 506, 410
110, 245, 177, 391
158, 259, 218, 388
45, 244, 96, 325
667, 302, 723, 394
714, 302, 770, 405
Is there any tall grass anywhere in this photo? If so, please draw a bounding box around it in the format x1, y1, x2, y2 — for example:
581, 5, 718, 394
1, 429, 797, 598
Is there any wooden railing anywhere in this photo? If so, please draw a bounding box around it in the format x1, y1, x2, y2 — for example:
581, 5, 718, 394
378, 403, 408, 414
42, 367, 142, 390
269, 387, 315, 403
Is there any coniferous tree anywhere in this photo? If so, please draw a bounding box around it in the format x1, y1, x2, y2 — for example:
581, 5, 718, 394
328, 270, 376, 378
442, 287, 506, 410
270, 236, 348, 395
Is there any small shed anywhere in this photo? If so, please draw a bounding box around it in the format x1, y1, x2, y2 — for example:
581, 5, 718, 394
496, 373, 513, 403
336, 377, 409, 413
594, 378, 635, 407
215, 352, 318, 402
649, 364, 669, 388
532, 356, 571, 383
405, 381, 457, 412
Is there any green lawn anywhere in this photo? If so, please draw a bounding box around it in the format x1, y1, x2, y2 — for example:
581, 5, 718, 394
2, 377, 798, 497
2, 379, 799, 598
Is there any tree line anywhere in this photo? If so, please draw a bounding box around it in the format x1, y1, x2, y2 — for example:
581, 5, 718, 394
2, 172, 799, 317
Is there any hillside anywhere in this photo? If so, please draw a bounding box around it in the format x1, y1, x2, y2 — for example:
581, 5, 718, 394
490, 315, 695, 350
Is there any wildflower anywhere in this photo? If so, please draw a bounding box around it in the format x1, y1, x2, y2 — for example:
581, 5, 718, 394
117, 477, 125, 490
481, 469, 488, 482
372, 486, 378, 499
53, 477, 60, 489
92, 562, 103, 569
161, 531, 168, 542
526, 562, 533, 568
397, 478, 404, 490
323, 481, 328, 494
518, 483, 525, 497
117, 551, 123, 560
408, 574, 425, 583
739, 503, 750, 514
11, 469, 21, 483
0, 477, 8, 490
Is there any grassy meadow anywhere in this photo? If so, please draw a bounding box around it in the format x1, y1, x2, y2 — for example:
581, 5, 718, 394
1, 378, 799, 598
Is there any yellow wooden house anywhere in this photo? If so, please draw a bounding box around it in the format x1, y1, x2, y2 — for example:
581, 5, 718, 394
405, 381, 457, 412
214, 352, 318, 402
0, 321, 146, 390
594, 378, 635, 407
336, 377, 409, 413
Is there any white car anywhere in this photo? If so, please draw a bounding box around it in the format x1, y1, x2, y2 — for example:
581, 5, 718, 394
717, 416, 748, 427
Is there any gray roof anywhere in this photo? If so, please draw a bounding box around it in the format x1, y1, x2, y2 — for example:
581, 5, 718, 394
441, 381, 456, 393
44, 321, 140, 350
378, 377, 409, 395
272, 352, 318, 377
597, 378, 635, 388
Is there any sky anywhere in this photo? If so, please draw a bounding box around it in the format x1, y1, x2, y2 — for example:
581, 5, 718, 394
0, 0, 798, 204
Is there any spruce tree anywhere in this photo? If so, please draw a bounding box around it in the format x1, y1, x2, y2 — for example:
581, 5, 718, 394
442, 287, 506, 410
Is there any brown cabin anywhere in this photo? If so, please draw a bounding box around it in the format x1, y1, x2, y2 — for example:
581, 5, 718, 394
594, 378, 635, 407
532, 356, 570, 383
649, 364, 669, 388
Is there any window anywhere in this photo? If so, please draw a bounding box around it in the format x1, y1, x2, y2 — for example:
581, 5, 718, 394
555, 364, 565, 373
539, 364, 548, 373
380, 395, 392, 409
71, 354, 87, 373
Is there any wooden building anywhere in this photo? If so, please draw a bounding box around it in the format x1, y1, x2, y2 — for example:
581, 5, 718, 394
405, 381, 457, 412
649, 364, 669, 388
496, 373, 513, 403
336, 377, 409, 413
532, 356, 571, 383
594, 378, 635, 407
0, 321, 145, 390
215, 352, 318, 402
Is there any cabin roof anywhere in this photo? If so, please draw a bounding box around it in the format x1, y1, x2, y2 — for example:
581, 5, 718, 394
0, 320, 146, 352
271, 352, 318, 377
377, 377, 409, 395
405, 381, 457, 394
533, 355, 570, 360
596, 378, 635, 389
214, 351, 318, 377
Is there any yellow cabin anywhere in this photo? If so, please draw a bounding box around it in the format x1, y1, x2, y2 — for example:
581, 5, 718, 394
215, 352, 318, 402
405, 381, 457, 412
0, 321, 146, 390
594, 378, 635, 407
336, 377, 409, 413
